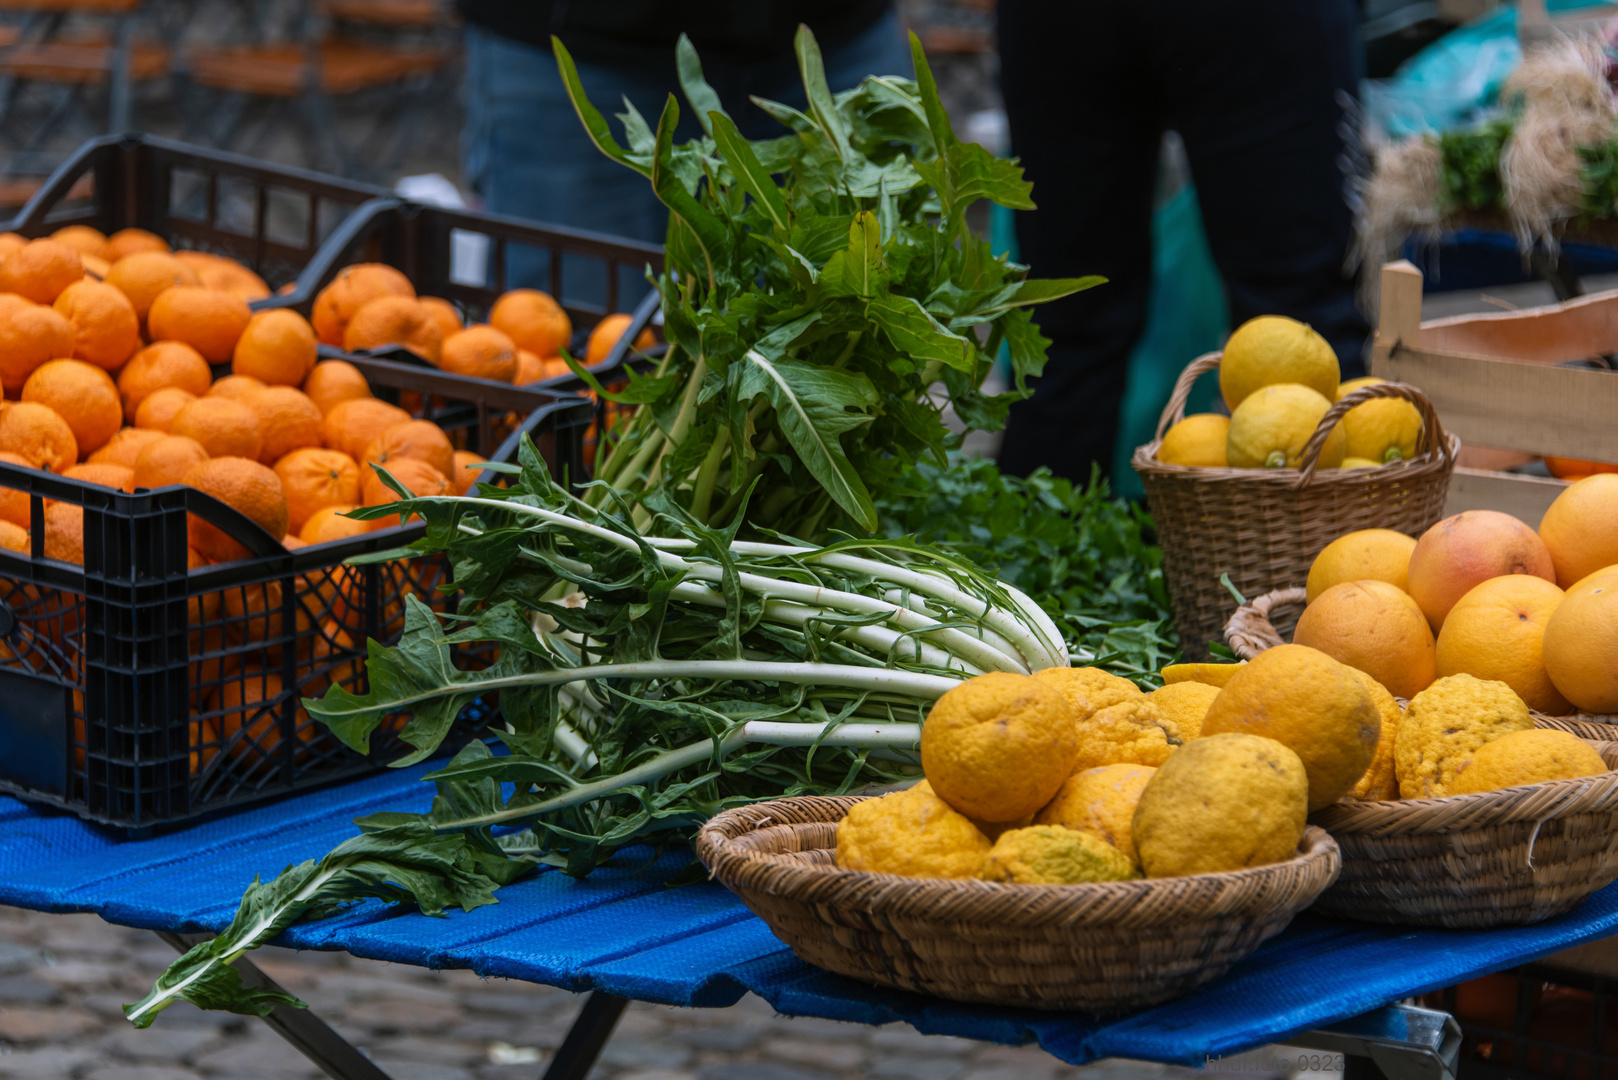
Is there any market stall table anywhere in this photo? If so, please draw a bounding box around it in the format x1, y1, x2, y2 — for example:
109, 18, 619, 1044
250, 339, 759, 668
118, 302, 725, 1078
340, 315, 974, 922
3, 758, 1615, 1080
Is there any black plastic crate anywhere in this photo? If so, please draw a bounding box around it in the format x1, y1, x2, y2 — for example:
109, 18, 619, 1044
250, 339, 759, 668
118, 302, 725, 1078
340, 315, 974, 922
1425, 965, 1618, 1080
0, 368, 592, 833
3, 133, 385, 298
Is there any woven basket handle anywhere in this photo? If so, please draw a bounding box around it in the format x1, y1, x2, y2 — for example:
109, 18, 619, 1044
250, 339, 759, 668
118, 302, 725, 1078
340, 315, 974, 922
1294, 381, 1453, 489
1153, 352, 1223, 443
1225, 586, 1308, 659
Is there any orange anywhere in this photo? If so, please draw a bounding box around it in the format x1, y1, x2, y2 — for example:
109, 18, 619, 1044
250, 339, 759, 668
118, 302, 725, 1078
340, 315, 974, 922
363, 419, 454, 479
0, 239, 83, 303
103, 252, 200, 325
117, 340, 212, 422
282, 533, 306, 550
0, 294, 75, 393
311, 263, 414, 345
1293, 579, 1437, 700
0, 520, 28, 554
51, 280, 140, 372
173, 251, 270, 300
1544, 456, 1618, 480
491, 288, 571, 356
207, 374, 265, 403
275, 447, 361, 533
49, 225, 108, 261
182, 456, 290, 563
0, 450, 34, 526
1436, 575, 1571, 715
88, 427, 165, 469
249, 386, 324, 465
514, 349, 547, 385
62, 462, 135, 494
0, 402, 77, 472
21, 359, 123, 456
362, 457, 449, 529
450, 450, 488, 495
232, 309, 317, 386
147, 287, 252, 363
223, 580, 284, 645
342, 295, 444, 363
132, 434, 209, 489
586, 313, 655, 365
1544, 568, 1618, 713
171, 397, 263, 460
1306, 529, 1418, 603
419, 296, 463, 341
1407, 511, 1557, 631
1540, 475, 1618, 589
214, 671, 315, 761
300, 503, 370, 544
0, 232, 26, 260
42, 501, 83, 564
134, 387, 197, 432
440, 325, 518, 382
322, 397, 411, 462
105, 228, 169, 262
80, 253, 111, 280
303, 359, 372, 415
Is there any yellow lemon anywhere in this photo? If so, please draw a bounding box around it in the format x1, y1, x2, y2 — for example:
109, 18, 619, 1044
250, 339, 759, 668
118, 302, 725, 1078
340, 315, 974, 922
1146, 680, 1220, 741
978, 825, 1139, 884
1449, 728, 1607, 795
1306, 528, 1418, 602
1345, 666, 1402, 802
1132, 733, 1309, 876
835, 780, 991, 878
920, 671, 1077, 823
1201, 643, 1379, 810
1336, 376, 1423, 464
1340, 456, 1383, 469
1160, 662, 1245, 688
1031, 666, 1142, 718
1395, 674, 1531, 799
1219, 315, 1339, 410
1073, 698, 1181, 771
1226, 383, 1347, 469
1034, 763, 1155, 865
1158, 413, 1229, 467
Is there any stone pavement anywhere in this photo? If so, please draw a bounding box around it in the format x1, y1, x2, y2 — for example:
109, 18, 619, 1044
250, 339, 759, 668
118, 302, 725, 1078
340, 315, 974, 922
0, 905, 1315, 1080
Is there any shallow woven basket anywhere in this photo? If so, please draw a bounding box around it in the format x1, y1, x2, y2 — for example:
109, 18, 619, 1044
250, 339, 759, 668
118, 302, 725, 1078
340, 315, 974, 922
1223, 589, 1618, 927
1132, 354, 1458, 660
694, 795, 1340, 1012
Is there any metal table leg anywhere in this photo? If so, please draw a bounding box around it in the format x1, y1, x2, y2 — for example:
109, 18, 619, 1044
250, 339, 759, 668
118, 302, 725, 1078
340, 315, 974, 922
157, 931, 395, 1080
542, 991, 629, 1080
1293, 1003, 1463, 1080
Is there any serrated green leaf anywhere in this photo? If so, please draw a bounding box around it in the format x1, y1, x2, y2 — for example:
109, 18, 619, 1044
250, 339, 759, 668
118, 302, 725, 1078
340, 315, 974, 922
709, 112, 790, 230
795, 25, 852, 162
866, 293, 972, 371
551, 38, 650, 177
676, 34, 725, 135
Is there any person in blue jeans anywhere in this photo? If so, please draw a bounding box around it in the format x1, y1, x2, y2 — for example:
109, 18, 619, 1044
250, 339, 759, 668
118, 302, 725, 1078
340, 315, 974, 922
457, 1, 912, 303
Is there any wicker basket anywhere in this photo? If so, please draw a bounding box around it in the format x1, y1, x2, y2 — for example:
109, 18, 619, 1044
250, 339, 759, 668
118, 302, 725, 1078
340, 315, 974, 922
1132, 354, 1458, 660
694, 795, 1340, 1012
1222, 589, 1618, 927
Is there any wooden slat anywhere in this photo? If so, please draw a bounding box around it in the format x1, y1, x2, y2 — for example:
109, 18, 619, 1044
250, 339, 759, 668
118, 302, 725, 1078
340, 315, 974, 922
1443, 466, 1569, 529
1420, 286, 1618, 364
1374, 346, 1618, 461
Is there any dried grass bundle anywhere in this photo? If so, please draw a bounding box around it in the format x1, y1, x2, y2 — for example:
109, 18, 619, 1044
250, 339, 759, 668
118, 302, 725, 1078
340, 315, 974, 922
1354, 136, 1443, 317
1499, 35, 1616, 251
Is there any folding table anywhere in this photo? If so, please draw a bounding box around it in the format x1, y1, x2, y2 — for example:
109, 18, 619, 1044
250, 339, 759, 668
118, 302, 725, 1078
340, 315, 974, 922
5, 758, 1617, 1080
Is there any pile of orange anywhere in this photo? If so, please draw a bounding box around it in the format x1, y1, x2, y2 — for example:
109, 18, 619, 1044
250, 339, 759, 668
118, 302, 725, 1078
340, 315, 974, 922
310, 260, 655, 384
1288, 479, 1618, 717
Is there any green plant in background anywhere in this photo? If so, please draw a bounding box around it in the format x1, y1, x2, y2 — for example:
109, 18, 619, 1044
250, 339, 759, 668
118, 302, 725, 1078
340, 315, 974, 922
559, 27, 1099, 540
876, 455, 1175, 684
1579, 138, 1618, 221
1435, 118, 1514, 213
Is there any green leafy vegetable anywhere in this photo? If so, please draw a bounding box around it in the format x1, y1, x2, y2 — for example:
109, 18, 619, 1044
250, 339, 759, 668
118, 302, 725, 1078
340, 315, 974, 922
1435, 119, 1514, 214
131, 444, 1066, 1022
875, 455, 1175, 684
559, 26, 1103, 539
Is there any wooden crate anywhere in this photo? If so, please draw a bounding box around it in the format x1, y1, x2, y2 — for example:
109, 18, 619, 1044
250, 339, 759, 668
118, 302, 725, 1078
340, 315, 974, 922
1370, 260, 1618, 528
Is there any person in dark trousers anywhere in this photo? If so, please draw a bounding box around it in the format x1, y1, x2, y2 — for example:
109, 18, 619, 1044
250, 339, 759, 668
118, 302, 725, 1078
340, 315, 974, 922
995, 0, 1369, 485
457, 1, 910, 298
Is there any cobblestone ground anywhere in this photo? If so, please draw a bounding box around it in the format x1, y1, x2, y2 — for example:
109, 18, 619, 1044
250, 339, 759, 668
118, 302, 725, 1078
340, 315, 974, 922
0, 905, 1323, 1080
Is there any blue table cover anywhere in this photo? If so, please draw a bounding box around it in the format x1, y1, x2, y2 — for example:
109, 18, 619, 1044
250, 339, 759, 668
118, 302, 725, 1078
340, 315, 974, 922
3, 764, 1617, 1068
